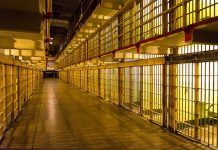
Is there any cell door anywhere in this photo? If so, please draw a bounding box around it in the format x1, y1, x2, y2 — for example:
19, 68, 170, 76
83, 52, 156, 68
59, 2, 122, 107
119, 67, 130, 109
198, 62, 217, 148
175, 63, 195, 138
12, 66, 19, 120
83, 70, 87, 89
142, 65, 163, 125
93, 69, 99, 96
174, 62, 218, 148
105, 69, 111, 101
81, 70, 84, 89
88, 70, 92, 93
131, 67, 140, 114
5, 65, 13, 127
111, 68, 119, 105
100, 69, 105, 99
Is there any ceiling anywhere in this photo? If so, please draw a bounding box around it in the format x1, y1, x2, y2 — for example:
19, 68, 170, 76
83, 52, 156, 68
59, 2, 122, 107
49, 0, 82, 57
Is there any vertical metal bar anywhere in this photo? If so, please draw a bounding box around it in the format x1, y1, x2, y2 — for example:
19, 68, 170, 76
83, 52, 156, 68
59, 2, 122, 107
204, 62, 206, 142
212, 62, 215, 146
150, 65, 154, 120
185, 63, 188, 136
118, 67, 122, 106
208, 62, 211, 145
200, 62, 202, 141
217, 63, 218, 148
129, 66, 133, 111
162, 64, 167, 127
140, 65, 144, 115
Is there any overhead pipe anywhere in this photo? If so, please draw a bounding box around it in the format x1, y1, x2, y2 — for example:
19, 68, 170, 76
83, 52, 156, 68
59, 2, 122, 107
43, 0, 52, 69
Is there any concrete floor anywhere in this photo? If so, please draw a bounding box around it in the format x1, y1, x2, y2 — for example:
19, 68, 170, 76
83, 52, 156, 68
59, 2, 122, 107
0, 79, 211, 150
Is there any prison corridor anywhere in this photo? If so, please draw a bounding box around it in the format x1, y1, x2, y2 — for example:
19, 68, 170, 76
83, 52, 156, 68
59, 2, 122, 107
0, 79, 208, 150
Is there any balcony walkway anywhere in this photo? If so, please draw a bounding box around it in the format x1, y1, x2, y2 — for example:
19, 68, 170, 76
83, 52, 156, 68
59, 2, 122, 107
0, 79, 210, 150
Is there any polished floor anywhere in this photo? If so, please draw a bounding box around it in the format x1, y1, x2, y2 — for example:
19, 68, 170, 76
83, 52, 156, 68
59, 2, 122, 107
0, 79, 211, 150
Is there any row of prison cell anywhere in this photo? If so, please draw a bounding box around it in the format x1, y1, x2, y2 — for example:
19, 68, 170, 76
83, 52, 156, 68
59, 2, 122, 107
0, 55, 42, 140
56, 0, 218, 68
59, 44, 218, 149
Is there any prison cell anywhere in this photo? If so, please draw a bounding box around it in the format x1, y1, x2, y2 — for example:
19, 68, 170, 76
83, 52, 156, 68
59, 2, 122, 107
122, 9, 134, 47
131, 66, 141, 114
72, 70, 75, 84
119, 67, 131, 110
111, 18, 119, 51
5, 65, 13, 128
100, 69, 105, 99
105, 68, 111, 101
166, 61, 218, 148
24, 68, 28, 103
74, 70, 81, 88
73, 70, 77, 86
165, 43, 218, 148
68, 70, 72, 85
142, 66, 151, 119
19, 68, 26, 108
110, 68, 119, 105
93, 69, 99, 97
198, 62, 217, 147
88, 34, 99, 59
100, 68, 111, 100
100, 25, 110, 54
12, 66, 18, 120
88, 70, 93, 94
80, 43, 87, 62
152, 65, 163, 124
27, 69, 33, 100
80, 70, 88, 91
175, 63, 196, 138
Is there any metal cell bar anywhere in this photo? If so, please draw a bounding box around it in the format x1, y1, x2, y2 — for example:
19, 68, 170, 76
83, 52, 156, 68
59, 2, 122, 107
150, 65, 153, 120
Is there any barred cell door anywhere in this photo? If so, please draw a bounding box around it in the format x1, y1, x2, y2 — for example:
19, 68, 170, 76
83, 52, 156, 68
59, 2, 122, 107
131, 66, 140, 114
105, 69, 111, 101
111, 68, 119, 105
12, 66, 19, 120
198, 62, 217, 148
119, 67, 130, 110
100, 69, 105, 99
142, 65, 163, 125
173, 62, 218, 148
